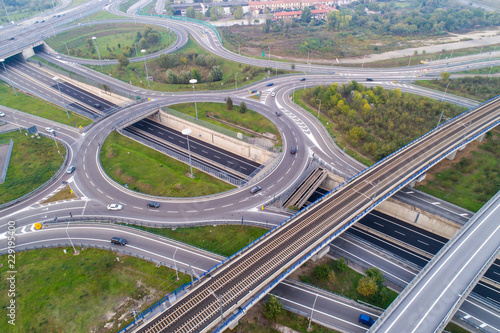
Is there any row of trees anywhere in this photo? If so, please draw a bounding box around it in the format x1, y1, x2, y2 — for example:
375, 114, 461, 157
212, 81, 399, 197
1, 0, 55, 23
185, 5, 244, 22
302, 81, 465, 161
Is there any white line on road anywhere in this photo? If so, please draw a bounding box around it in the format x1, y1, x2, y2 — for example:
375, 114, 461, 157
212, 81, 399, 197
221, 204, 233, 208
417, 239, 429, 246
133, 206, 144, 210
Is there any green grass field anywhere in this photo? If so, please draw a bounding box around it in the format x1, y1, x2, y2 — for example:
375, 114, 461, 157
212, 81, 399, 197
119, 0, 140, 12
0, 131, 66, 204
169, 102, 281, 144
46, 23, 174, 60
128, 224, 268, 257
89, 37, 289, 92
0, 80, 91, 127
75, 10, 123, 23
100, 131, 235, 197
417, 129, 500, 212
0, 248, 190, 332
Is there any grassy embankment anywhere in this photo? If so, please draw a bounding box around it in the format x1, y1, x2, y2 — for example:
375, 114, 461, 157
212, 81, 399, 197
45, 23, 175, 59
88, 37, 290, 92
0, 131, 66, 204
0, 80, 91, 127
100, 131, 235, 197
414, 77, 500, 102
0, 248, 190, 332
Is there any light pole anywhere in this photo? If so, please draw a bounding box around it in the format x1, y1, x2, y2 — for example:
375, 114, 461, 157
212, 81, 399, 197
440, 82, 450, 102
53, 76, 69, 118
316, 98, 321, 118
91, 37, 102, 70
1, 0, 11, 24
362, 55, 366, 68
234, 73, 238, 90
238, 41, 240, 55
189, 79, 198, 119
407, 53, 413, 67
66, 221, 78, 255
182, 128, 194, 178
303, 72, 307, 90
268, 46, 270, 61
173, 247, 179, 280
308, 294, 319, 330
141, 49, 150, 86
0, 59, 17, 96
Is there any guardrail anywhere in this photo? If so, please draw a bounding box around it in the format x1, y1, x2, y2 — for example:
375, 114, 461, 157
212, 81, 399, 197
0, 131, 69, 210
0, 138, 13, 184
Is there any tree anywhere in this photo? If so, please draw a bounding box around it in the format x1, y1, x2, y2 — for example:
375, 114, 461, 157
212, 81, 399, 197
191, 68, 202, 82
440, 71, 450, 81
239, 101, 247, 113
186, 6, 196, 18
357, 276, 378, 297
337, 257, 348, 272
365, 267, 385, 287
291, 63, 295, 70
301, 7, 312, 23
263, 295, 283, 320
209, 65, 223, 82
226, 97, 233, 110
117, 55, 129, 69
233, 5, 244, 20
314, 264, 330, 280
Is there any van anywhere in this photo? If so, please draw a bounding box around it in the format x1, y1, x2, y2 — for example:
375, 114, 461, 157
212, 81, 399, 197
359, 314, 375, 327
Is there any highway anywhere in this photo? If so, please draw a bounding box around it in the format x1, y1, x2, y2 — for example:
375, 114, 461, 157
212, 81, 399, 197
370, 191, 500, 333
134, 95, 499, 332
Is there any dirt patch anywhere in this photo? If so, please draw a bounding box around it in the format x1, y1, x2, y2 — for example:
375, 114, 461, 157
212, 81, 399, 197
288, 256, 330, 281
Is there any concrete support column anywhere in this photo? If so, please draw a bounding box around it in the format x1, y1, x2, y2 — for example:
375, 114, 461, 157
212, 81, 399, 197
476, 133, 485, 143
312, 246, 330, 262
446, 150, 457, 161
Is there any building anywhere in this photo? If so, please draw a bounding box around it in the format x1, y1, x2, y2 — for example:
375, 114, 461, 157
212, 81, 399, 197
249, 0, 336, 15
273, 7, 336, 20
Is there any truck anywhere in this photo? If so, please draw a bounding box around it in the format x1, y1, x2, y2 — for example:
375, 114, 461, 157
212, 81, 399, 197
359, 314, 375, 327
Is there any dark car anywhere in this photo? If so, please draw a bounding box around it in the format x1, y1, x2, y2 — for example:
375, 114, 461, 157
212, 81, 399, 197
266, 82, 274, 87
366, 78, 374, 82
359, 314, 375, 327
250, 90, 257, 94
250, 186, 262, 194
290, 147, 297, 154
111, 237, 127, 246
9, 37, 14, 40
94, 103, 101, 108
147, 201, 160, 208
275, 111, 281, 117
299, 78, 306, 81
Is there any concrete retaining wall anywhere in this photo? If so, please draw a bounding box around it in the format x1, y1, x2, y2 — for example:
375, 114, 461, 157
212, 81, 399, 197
321, 173, 460, 239
152, 111, 272, 164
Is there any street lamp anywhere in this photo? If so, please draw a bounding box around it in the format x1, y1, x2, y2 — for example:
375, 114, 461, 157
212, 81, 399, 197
182, 128, 194, 178
238, 41, 240, 55
66, 220, 79, 255
173, 247, 179, 280
234, 73, 238, 90
268, 46, 270, 61
308, 294, 319, 330
1, 0, 11, 24
316, 98, 321, 118
362, 55, 366, 68
303, 72, 307, 90
91, 37, 103, 70
189, 79, 198, 119
141, 49, 150, 86
0, 59, 17, 96
53, 76, 69, 118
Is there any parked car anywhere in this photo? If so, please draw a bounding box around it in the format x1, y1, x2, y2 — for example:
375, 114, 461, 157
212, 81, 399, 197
66, 165, 75, 174
45, 127, 55, 133
299, 78, 306, 81
147, 201, 160, 208
250, 186, 262, 194
111, 237, 127, 246
0, 112, 5, 117
107, 204, 123, 211
266, 82, 274, 87
290, 147, 297, 154
271, 92, 276, 97
359, 314, 375, 327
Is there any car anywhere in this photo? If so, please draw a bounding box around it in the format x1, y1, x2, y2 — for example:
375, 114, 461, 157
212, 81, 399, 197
0, 112, 5, 117
45, 127, 55, 133
266, 82, 274, 87
94, 103, 101, 108
271, 92, 276, 97
107, 204, 123, 211
34, 21, 39, 24
8, 37, 14, 40
56, 55, 61, 59
41, 20, 45, 23
275, 111, 281, 117
250, 186, 262, 194
147, 201, 160, 208
366, 78, 374, 82
290, 147, 297, 154
249, 90, 257, 94
111, 237, 127, 246
359, 314, 375, 327
299, 78, 306, 81
66, 165, 75, 174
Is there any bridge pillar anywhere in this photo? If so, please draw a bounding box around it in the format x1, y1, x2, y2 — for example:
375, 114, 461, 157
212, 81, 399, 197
409, 173, 426, 187
476, 133, 485, 143
22, 47, 35, 60
446, 150, 457, 161
312, 246, 330, 262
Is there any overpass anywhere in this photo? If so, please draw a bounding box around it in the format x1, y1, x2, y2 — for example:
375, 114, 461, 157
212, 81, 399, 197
369, 190, 500, 333
131, 92, 499, 333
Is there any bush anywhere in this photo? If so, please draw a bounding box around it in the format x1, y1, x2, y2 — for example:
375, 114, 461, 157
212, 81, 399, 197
357, 276, 378, 297
226, 97, 233, 110
336, 257, 348, 272
239, 101, 247, 113
313, 264, 330, 280
263, 295, 283, 321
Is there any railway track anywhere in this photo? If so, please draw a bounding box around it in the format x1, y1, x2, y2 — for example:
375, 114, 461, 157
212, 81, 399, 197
136, 97, 500, 333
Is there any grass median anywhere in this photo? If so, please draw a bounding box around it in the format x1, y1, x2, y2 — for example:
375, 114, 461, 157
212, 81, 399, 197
0, 248, 190, 332
100, 131, 235, 197
0, 131, 66, 204
0, 80, 92, 128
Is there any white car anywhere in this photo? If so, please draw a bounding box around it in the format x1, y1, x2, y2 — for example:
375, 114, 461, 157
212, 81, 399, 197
271, 92, 276, 97
107, 204, 123, 211
45, 127, 55, 133
0, 112, 5, 117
